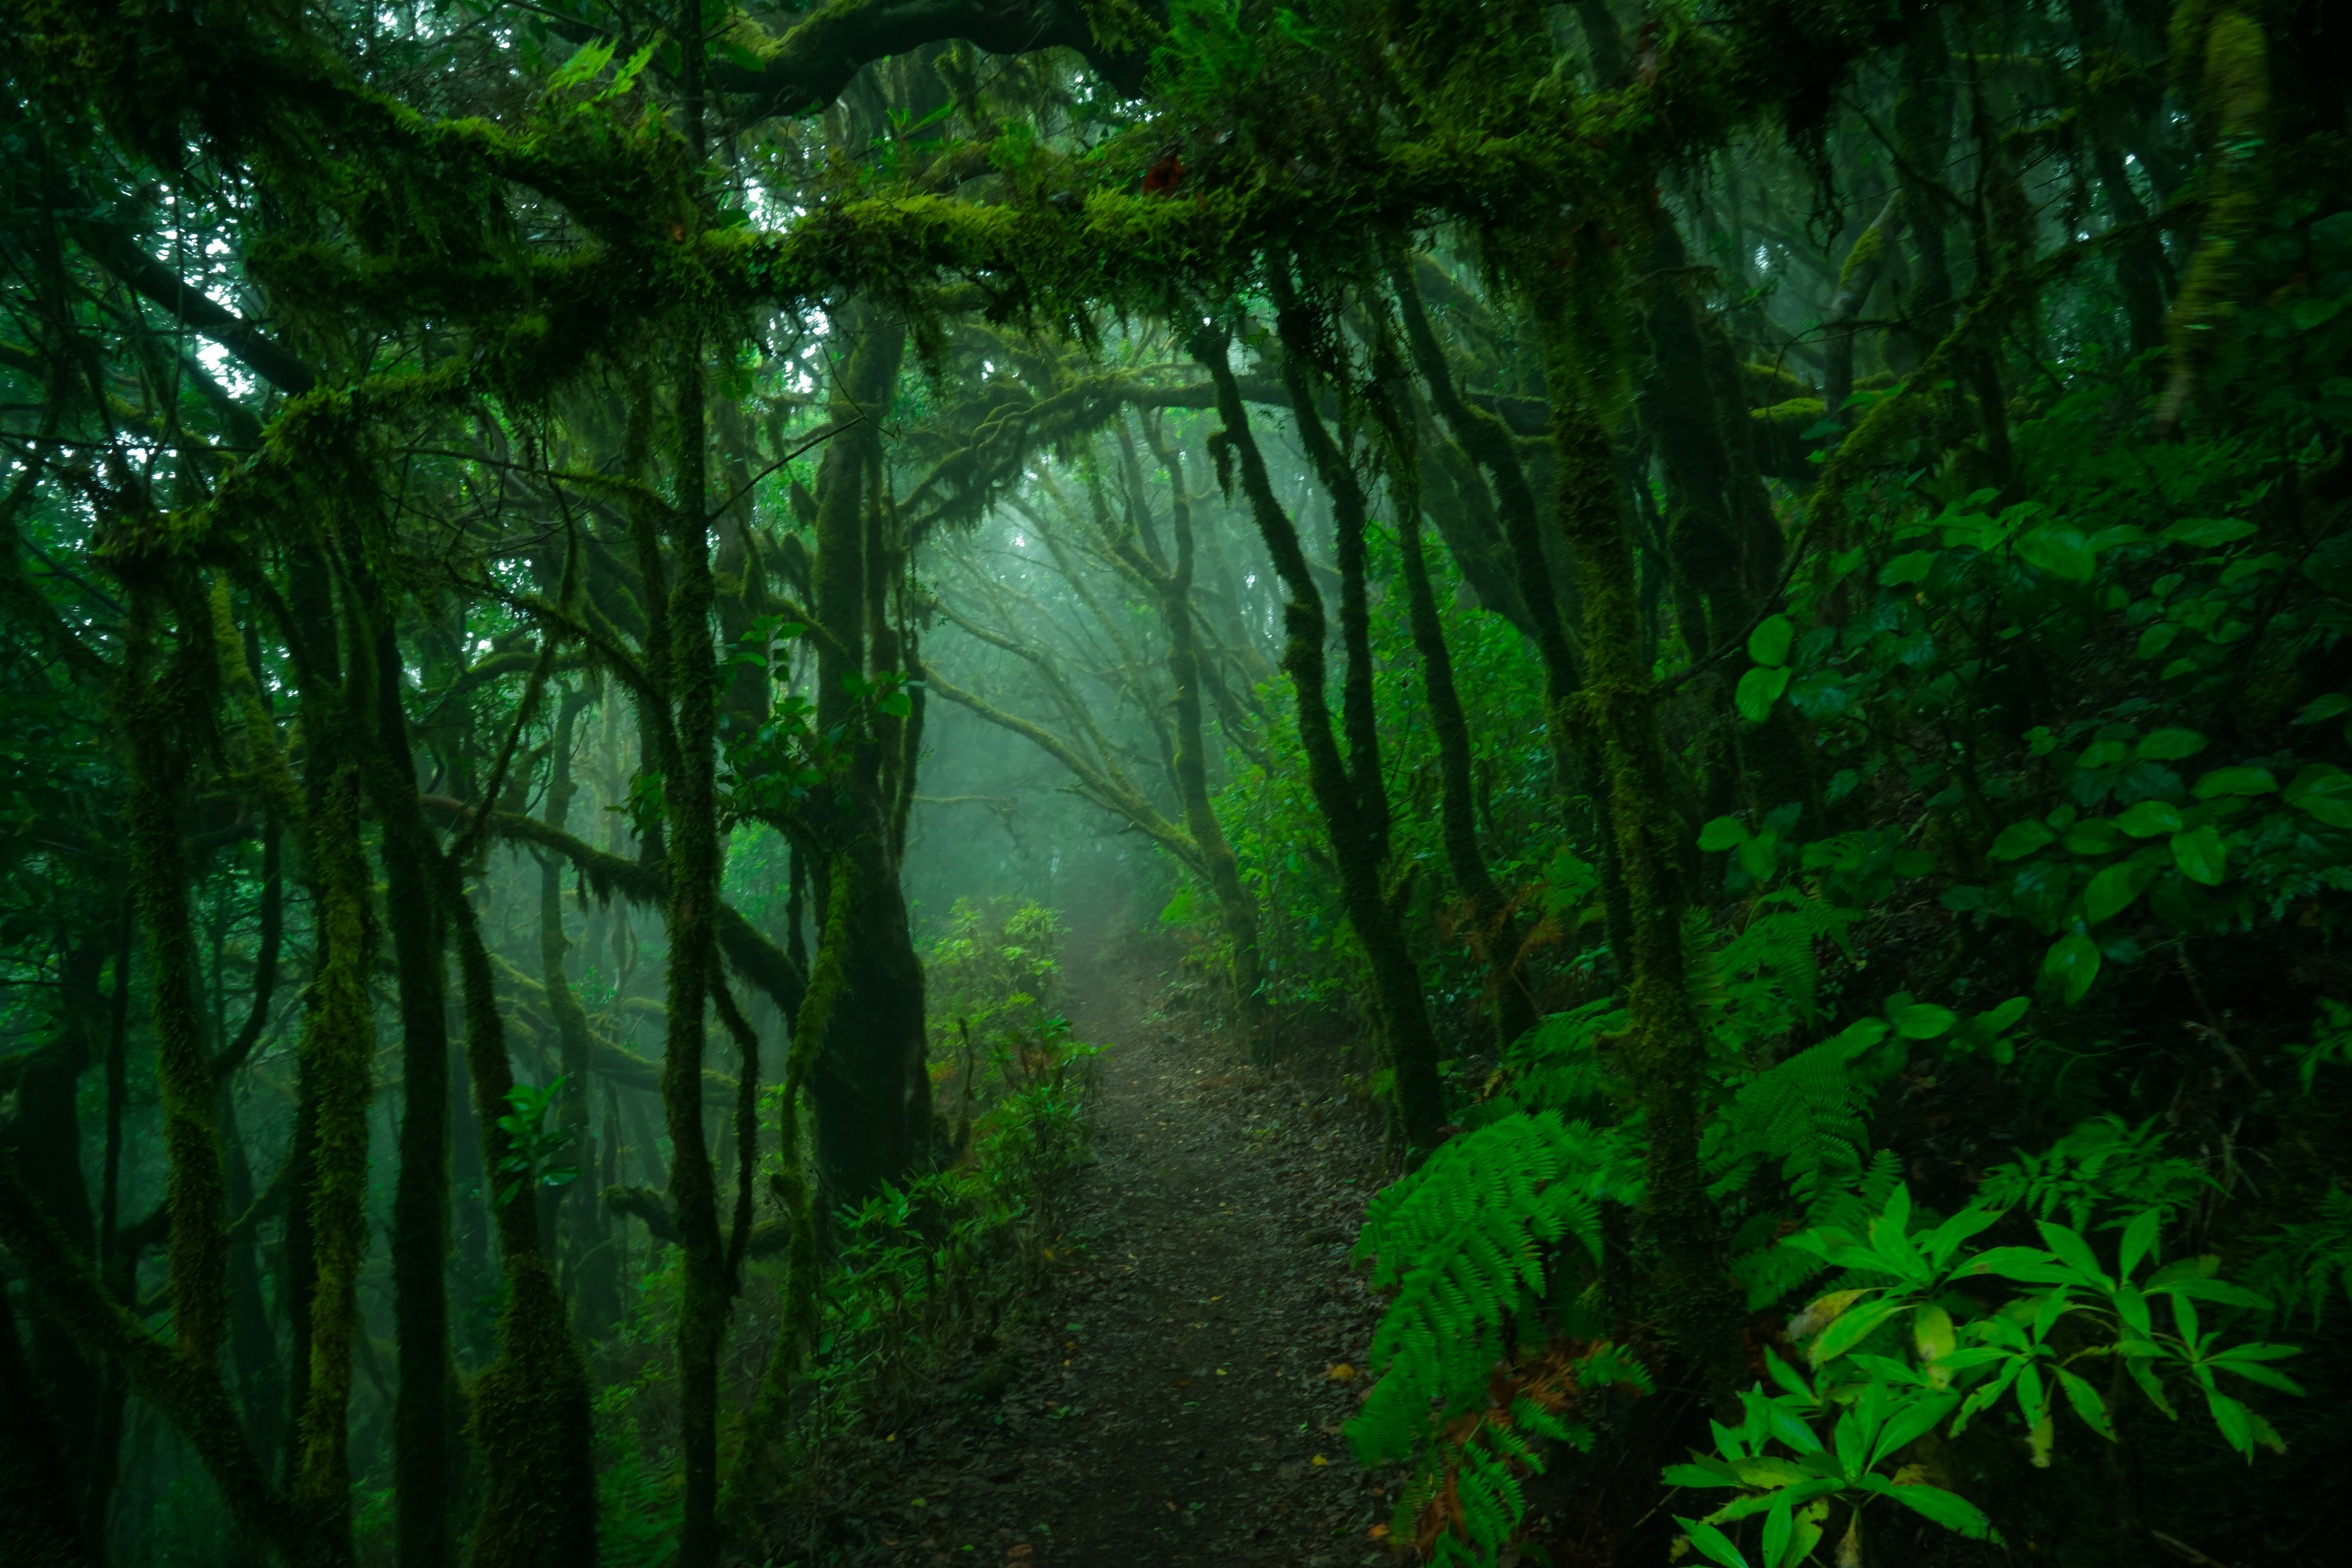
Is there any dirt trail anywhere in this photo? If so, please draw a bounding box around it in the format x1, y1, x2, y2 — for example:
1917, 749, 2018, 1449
840, 937, 1397, 1568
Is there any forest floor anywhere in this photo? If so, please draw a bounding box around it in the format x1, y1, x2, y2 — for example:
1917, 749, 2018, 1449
815, 931, 1400, 1568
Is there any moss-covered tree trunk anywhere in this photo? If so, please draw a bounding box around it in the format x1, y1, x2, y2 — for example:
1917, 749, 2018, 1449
1545, 380, 1743, 1395
1128, 423, 1269, 1047
441, 875, 598, 1568
289, 744, 377, 1568
1396, 469, 1541, 1052
804, 310, 933, 1214
1200, 329, 1445, 1151
539, 688, 619, 1334
662, 320, 731, 1568
367, 608, 458, 1568
118, 589, 230, 1370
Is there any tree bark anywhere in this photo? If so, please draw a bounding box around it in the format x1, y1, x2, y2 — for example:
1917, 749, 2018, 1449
1198, 327, 1445, 1151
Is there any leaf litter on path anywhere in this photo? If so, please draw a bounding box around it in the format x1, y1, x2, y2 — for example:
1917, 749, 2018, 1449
811, 934, 1399, 1567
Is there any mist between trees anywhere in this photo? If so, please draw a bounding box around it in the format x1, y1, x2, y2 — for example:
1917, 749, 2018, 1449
2, 2, 2350, 1566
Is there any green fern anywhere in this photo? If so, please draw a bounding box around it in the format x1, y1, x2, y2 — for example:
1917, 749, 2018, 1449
1706, 1016, 1896, 1198
1471, 997, 1627, 1123
1350, 1113, 1631, 1464
1730, 1150, 1904, 1309
2252, 1186, 2352, 1324
1691, 889, 1855, 1058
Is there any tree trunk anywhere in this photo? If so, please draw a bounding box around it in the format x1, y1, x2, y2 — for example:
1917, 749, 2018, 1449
1397, 473, 1541, 1052
1198, 326, 1446, 1152
1544, 381, 1743, 1396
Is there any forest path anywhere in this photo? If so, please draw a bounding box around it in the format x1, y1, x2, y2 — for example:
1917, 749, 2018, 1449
844, 935, 1395, 1568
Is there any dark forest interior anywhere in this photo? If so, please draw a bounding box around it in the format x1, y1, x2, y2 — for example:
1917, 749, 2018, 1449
2, 2, 2350, 1566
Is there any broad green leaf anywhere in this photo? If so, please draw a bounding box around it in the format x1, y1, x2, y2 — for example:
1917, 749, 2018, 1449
1831, 1404, 1869, 1482
1737, 664, 1792, 722
2206, 1349, 2306, 1395
2163, 516, 2256, 548
1808, 1299, 1901, 1366
2119, 1210, 2163, 1279
2018, 1363, 2051, 1430
1699, 815, 1751, 851
2192, 766, 2277, 799
1871, 1391, 1961, 1467
1748, 614, 1796, 666
1760, 1495, 1793, 1568
1881, 1185, 1912, 1239
2116, 799, 2185, 837
1951, 1361, 2021, 1435
2033, 1287, 2075, 1343
1715, 1479, 1842, 1522
2127, 1356, 2177, 1418
1858, 1475, 2003, 1541
1850, 1352, 1929, 1387
1765, 1398, 1824, 1454
1676, 1519, 1751, 1568
1738, 829, 1779, 884
1922, 1203, 2002, 1267
2295, 694, 2352, 724
2172, 825, 2227, 886
1787, 1288, 1870, 1341
2284, 764, 2352, 827
1764, 1350, 1812, 1400
1878, 550, 1936, 586
1828, 1017, 1892, 1057
2082, 858, 2158, 924
1962, 1247, 2074, 1284
2134, 728, 2209, 761
1662, 1462, 1740, 1489
2056, 1368, 2116, 1440
1991, 820, 2056, 860
1895, 1003, 1957, 1040
2063, 818, 2122, 855
2203, 1388, 2256, 1457
1913, 1302, 1956, 1363
1977, 996, 2031, 1033
2018, 525, 2097, 583
1730, 1456, 1818, 1489
2042, 934, 2102, 1003
2207, 1341, 2303, 1363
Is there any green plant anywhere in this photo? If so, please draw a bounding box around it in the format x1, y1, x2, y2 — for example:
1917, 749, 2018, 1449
1348, 1112, 1643, 1562
1668, 1179, 2303, 1565
495, 1076, 579, 1208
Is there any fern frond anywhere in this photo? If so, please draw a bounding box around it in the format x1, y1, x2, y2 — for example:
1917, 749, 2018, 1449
1350, 1113, 1624, 1467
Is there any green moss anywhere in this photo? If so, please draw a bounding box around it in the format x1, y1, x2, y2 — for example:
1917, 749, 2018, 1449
1544, 359, 1743, 1396
1836, 220, 1886, 290
2157, 5, 2271, 428
118, 608, 231, 1372
464, 1259, 597, 1568
1751, 395, 1827, 427
290, 753, 377, 1566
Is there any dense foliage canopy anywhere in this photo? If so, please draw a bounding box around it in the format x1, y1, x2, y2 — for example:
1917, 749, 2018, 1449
2, 1, 2348, 1566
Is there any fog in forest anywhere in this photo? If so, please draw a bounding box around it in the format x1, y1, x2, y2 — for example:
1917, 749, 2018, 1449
4, 3, 2350, 1568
